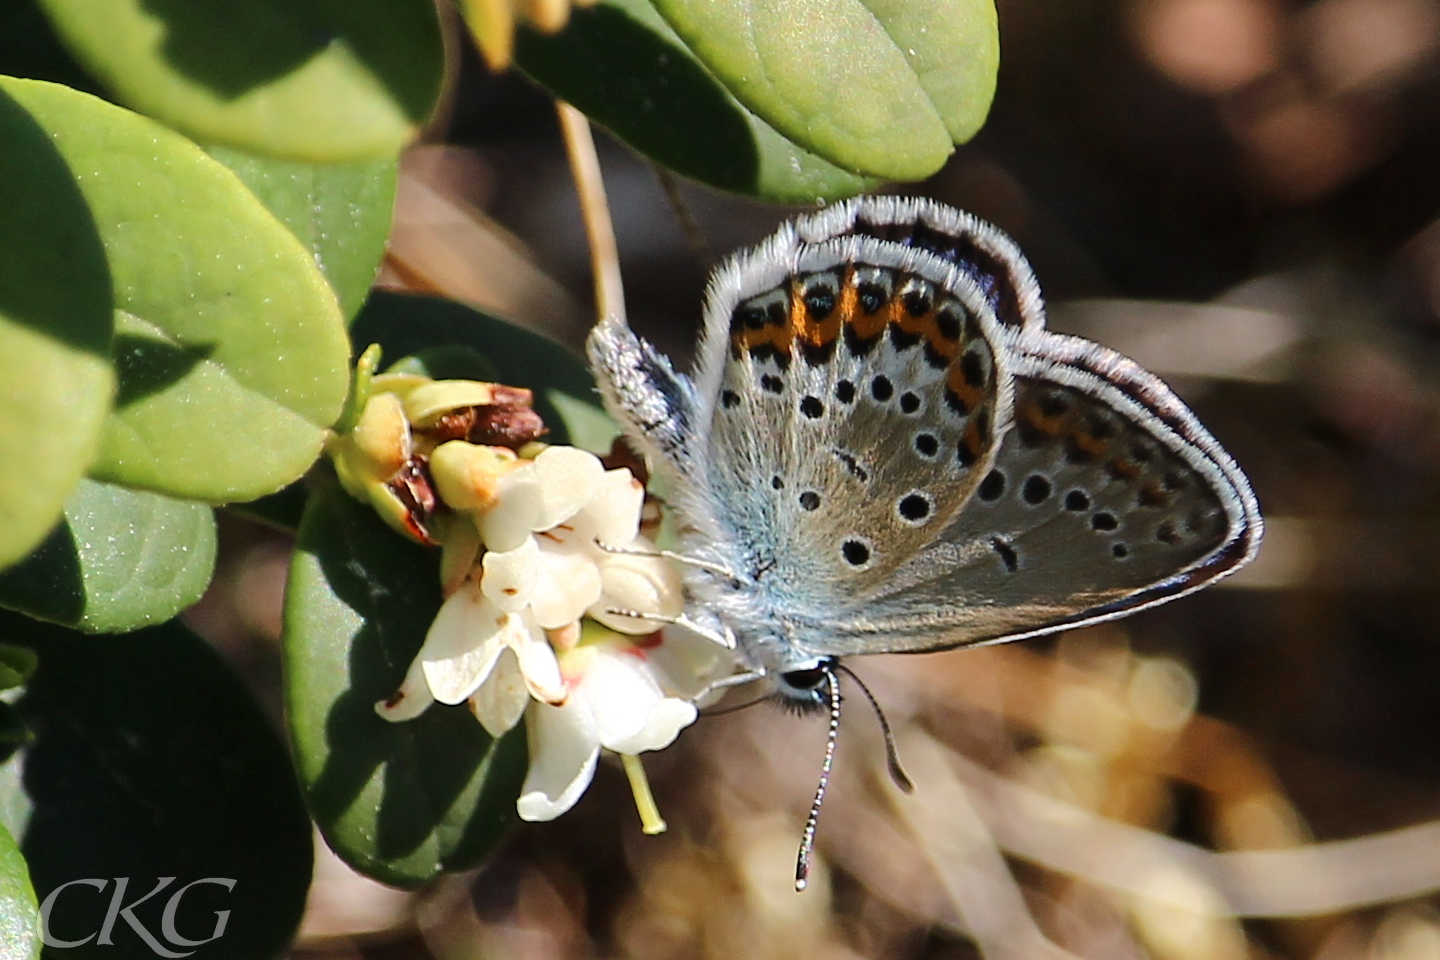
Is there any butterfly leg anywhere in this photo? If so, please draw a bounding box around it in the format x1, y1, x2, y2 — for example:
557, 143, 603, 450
598, 607, 737, 649
592, 538, 740, 583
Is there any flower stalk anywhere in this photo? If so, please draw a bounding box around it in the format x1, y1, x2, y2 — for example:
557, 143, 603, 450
622, 753, 668, 835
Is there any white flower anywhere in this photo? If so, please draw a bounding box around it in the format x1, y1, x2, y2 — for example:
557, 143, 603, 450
374, 578, 564, 730
376, 439, 741, 825
516, 628, 721, 822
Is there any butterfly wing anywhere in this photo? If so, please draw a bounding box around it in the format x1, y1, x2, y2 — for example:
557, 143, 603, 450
683, 208, 1020, 602
799, 328, 1261, 656
589, 197, 1261, 659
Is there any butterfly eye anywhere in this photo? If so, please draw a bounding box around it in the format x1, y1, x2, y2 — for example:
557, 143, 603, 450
776, 663, 835, 714
781, 667, 827, 690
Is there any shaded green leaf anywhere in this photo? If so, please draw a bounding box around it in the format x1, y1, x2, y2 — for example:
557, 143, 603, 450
35, 0, 443, 161
513, 0, 876, 203
651, 0, 998, 180
0, 479, 216, 634
0, 0, 103, 96
385, 345, 498, 384
207, 147, 397, 320
0, 708, 27, 749
351, 291, 614, 451
285, 474, 526, 887
0, 615, 312, 960
0, 77, 352, 503
223, 482, 309, 536
0, 82, 114, 572
0, 648, 36, 693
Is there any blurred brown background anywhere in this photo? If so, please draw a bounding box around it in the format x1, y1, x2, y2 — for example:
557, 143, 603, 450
194, 0, 1440, 957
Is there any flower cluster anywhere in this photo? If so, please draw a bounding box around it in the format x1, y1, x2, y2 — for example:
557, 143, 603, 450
330, 351, 734, 825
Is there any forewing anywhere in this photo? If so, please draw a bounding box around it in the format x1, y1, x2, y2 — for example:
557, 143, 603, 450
693, 233, 1015, 603
799, 195, 1047, 332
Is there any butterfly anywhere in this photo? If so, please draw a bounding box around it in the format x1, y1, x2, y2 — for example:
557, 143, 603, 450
586, 196, 1262, 882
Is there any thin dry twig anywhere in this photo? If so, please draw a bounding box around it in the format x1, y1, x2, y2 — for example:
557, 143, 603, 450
555, 101, 625, 325
383, 162, 587, 341
652, 164, 713, 268
896, 731, 1093, 960
946, 746, 1440, 918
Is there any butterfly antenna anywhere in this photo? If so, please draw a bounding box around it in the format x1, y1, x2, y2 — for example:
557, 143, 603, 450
835, 662, 914, 793
795, 666, 841, 892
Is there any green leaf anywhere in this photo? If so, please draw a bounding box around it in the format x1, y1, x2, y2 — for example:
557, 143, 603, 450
207, 147, 397, 321
0, 615, 312, 960
514, 0, 877, 202
284, 475, 526, 887
34, 0, 443, 162
0, 0, 104, 97
0, 83, 114, 572
651, 0, 997, 181
384, 345, 498, 384
0, 822, 38, 960
0, 77, 352, 503
351, 291, 614, 451
0, 479, 216, 634
0, 648, 37, 693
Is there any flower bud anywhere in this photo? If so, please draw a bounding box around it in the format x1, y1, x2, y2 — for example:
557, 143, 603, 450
333, 392, 410, 502
430, 440, 520, 514
404, 380, 513, 428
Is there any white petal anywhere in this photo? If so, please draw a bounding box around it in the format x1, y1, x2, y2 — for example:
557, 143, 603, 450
418, 583, 506, 704
643, 625, 742, 702
467, 647, 529, 738
516, 701, 600, 821
588, 547, 683, 634
530, 446, 604, 529
374, 655, 432, 722
582, 468, 645, 548
609, 698, 698, 754
511, 614, 567, 704
583, 650, 698, 753
481, 462, 542, 552
530, 544, 603, 630
480, 535, 540, 611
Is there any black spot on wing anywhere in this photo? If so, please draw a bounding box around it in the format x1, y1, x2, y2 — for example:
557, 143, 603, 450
990, 537, 1019, 572
833, 448, 869, 482
978, 469, 1005, 501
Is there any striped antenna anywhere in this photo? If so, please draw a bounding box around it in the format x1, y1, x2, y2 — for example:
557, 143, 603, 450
794, 666, 841, 892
